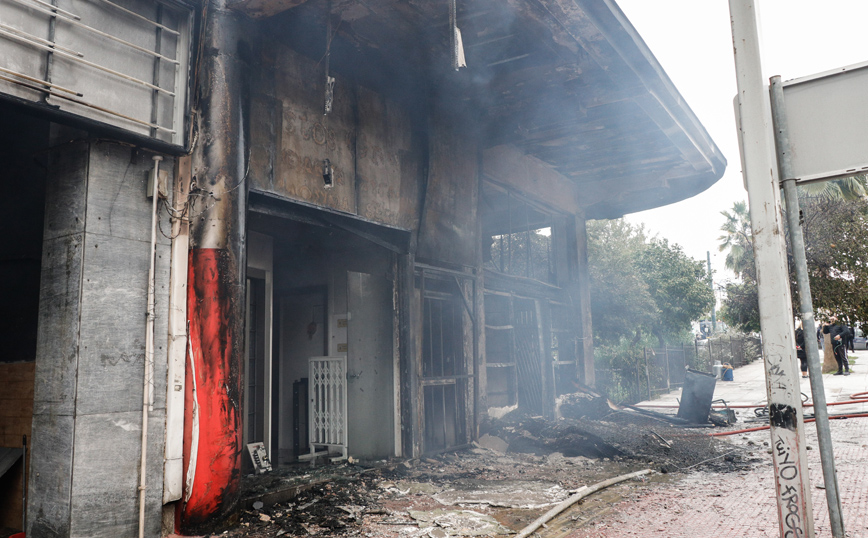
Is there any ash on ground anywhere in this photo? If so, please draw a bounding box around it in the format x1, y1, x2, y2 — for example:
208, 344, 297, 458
219, 393, 762, 538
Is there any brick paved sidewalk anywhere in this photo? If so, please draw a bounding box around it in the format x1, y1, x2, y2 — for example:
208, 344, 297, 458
559, 358, 868, 538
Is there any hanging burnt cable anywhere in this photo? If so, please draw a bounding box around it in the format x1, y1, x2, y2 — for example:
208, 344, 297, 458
158, 195, 191, 240
321, 0, 336, 188
181, 147, 251, 224
323, 0, 335, 117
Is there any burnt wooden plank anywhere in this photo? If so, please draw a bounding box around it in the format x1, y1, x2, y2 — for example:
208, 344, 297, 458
272, 45, 357, 215
482, 145, 580, 215
355, 85, 420, 229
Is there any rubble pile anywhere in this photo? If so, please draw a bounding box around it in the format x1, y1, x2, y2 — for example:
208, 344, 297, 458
220, 393, 761, 537
480, 394, 759, 474
230, 472, 384, 537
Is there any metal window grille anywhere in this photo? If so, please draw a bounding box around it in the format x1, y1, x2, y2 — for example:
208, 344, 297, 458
0, 0, 192, 145
418, 272, 471, 454
481, 183, 555, 284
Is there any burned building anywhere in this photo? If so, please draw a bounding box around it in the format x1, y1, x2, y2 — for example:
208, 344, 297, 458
0, 0, 725, 536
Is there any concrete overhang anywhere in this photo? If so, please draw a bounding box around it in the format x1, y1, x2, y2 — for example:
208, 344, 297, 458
243, 0, 726, 220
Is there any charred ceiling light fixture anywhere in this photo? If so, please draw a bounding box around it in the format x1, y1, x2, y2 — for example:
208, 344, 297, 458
322, 158, 334, 189
450, 0, 467, 70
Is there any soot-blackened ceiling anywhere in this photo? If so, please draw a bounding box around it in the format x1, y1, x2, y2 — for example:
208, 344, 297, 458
246, 0, 726, 219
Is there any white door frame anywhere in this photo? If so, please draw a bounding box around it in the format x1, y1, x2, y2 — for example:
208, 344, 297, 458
246, 232, 274, 458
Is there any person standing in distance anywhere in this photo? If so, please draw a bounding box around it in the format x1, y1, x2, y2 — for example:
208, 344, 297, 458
823, 316, 851, 375
795, 322, 808, 379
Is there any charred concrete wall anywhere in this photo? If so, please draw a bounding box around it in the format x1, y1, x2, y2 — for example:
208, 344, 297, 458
249, 44, 423, 232
417, 116, 479, 267
246, 35, 484, 460
247, 38, 481, 265
28, 140, 171, 538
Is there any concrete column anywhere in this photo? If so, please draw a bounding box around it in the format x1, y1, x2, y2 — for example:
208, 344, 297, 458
28, 141, 171, 538
397, 253, 419, 458
573, 215, 595, 388
179, 0, 248, 533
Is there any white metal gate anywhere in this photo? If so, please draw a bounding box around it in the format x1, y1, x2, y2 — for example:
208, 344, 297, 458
308, 356, 348, 462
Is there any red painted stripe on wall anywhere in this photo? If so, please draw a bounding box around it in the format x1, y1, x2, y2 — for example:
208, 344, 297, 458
180, 248, 242, 532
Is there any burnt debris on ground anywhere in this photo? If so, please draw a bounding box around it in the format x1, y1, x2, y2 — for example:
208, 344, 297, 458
219, 392, 762, 538
483, 394, 759, 474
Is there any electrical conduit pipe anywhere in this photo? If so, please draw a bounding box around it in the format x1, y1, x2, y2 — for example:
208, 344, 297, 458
139, 155, 162, 538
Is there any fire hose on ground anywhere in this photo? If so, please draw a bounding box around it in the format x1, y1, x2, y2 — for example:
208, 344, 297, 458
709, 413, 868, 437
634, 391, 868, 437
513, 469, 653, 538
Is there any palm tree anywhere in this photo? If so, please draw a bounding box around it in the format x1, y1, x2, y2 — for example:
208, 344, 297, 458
720, 175, 868, 279
717, 201, 754, 279
798, 174, 868, 201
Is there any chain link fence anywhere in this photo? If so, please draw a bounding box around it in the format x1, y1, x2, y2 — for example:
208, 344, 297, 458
595, 336, 763, 404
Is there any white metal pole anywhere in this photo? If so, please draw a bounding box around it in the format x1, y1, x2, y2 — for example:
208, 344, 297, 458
770, 76, 845, 538
728, 2, 814, 537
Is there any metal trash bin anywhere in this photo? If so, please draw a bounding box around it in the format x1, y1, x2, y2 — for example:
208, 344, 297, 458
677, 369, 717, 424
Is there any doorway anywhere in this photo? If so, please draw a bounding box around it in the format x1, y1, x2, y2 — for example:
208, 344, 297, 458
248, 201, 402, 464
0, 104, 48, 532
245, 231, 275, 469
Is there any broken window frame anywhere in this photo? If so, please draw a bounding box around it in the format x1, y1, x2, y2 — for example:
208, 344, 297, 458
549, 300, 579, 396
483, 291, 554, 414
481, 180, 556, 285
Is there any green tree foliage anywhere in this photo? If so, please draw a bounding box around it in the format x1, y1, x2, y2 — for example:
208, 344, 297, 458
637, 238, 716, 345
798, 174, 868, 201
716, 200, 760, 332
717, 175, 868, 332
718, 280, 760, 333
795, 194, 868, 327
587, 219, 714, 347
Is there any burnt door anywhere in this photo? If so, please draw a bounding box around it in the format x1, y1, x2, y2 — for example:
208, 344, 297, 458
420, 276, 470, 454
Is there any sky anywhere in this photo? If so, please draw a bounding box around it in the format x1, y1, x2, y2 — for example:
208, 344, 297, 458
616, 0, 868, 283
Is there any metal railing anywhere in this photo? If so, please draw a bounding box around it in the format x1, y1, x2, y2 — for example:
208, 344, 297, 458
595, 336, 763, 404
